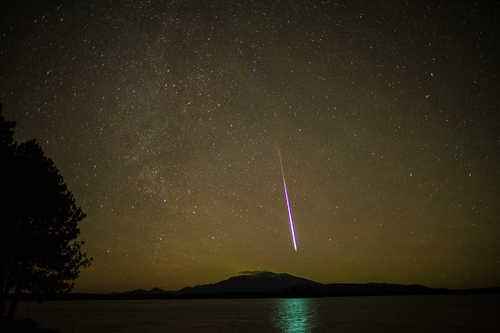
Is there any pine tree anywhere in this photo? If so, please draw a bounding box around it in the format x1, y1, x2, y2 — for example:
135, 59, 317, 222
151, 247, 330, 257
0, 104, 91, 319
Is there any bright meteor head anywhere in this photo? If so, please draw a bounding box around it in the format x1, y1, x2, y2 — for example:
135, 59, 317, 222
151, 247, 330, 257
283, 179, 298, 252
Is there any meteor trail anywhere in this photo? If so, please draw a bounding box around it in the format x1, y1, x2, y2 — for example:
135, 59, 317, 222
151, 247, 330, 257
278, 148, 298, 252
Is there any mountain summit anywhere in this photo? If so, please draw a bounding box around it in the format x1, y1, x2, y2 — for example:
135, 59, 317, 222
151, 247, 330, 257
179, 271, 321, 296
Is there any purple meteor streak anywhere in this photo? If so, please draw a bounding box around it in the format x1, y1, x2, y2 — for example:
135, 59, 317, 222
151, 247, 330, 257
278, 149, 298, 252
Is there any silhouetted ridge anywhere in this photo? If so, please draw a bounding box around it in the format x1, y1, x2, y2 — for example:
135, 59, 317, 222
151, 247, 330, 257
46, 272, 500, 300
179, 271, 321, 295
123, 288, 168, 295
175, 272, 485, 298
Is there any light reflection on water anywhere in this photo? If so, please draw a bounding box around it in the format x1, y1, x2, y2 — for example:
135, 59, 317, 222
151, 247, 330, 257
275, 298, 315, 332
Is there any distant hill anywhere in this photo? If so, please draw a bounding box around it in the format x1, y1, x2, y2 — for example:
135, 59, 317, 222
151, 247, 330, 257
178, 271, 321, 296
47, 271, 500, 300
122, 287, 170, 295
174, 271, 500, 298
174, 271, 448, 298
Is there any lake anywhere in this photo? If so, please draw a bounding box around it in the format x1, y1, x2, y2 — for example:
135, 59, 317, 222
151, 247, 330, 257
18, 295, 499, 332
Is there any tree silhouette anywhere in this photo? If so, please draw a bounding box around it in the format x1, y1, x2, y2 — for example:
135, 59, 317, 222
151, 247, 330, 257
0, 104, 91, 319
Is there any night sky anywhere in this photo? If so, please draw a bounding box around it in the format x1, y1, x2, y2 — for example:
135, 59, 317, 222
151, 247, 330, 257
1, 0, 499, 292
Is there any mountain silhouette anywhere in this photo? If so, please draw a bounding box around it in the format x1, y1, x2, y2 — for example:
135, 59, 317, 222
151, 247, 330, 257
48, 271, 500, 300
174, 271, 499, 298
178, 271, 321, 296
123, 287, 170, 295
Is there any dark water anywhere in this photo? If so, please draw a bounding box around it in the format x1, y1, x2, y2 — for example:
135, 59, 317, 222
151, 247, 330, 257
18, 295, 499, 332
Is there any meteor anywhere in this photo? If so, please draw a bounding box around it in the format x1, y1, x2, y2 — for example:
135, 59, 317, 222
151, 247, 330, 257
278, 149, 298, 252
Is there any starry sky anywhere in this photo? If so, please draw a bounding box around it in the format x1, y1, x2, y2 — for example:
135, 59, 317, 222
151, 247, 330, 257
1, 0, 499, 292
